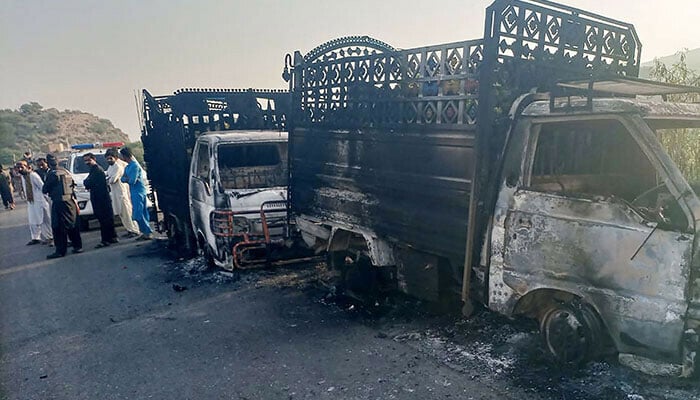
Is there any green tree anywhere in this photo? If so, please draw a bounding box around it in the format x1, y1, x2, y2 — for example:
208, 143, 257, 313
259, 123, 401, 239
0, 148, 17, 166
649, 52, 700, 183
0, 122, 17, 147
19, 102, 43, 114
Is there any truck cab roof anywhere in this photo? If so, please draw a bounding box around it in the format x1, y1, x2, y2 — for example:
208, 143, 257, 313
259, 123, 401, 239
196, 130, 288, 144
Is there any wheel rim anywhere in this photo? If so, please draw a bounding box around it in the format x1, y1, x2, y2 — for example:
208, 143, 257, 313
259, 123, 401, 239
542, 306, 589, 364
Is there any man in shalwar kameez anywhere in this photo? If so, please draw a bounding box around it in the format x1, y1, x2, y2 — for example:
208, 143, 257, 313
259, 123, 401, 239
119, 147, 153, 240
104, 148, 139, 238
15, 160, 52, 245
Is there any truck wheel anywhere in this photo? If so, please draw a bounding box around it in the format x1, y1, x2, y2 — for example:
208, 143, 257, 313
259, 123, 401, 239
539, 299, 604, 365
204, 246, 216, 268
196, 233, 216, 269
165, 216, 178, 250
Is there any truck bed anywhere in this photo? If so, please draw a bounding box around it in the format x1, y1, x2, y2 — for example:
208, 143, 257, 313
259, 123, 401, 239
291, 127, 475, 267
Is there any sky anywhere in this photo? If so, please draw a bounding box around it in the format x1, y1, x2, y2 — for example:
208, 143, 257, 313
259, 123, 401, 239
2, 0, 699, 141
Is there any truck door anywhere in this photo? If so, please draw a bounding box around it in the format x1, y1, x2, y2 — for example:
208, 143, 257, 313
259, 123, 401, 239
189, 141, 214, 248
493, 117, 693, 360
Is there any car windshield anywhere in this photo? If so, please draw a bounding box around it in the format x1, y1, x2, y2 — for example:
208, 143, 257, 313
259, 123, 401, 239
72, 154, 109, 174
651, 124, 700, 195
217, 143, 288, 189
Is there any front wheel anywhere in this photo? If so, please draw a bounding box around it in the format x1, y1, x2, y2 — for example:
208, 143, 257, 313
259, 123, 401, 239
203, 245, 217, 269
539, 299, 605, 365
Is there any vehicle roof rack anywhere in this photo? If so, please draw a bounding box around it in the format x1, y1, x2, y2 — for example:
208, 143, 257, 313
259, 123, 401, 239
549, 76, 700, 112
557, 76, 700, 97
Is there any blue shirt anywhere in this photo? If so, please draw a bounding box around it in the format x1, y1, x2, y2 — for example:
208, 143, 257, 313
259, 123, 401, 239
121, 160, 147, 195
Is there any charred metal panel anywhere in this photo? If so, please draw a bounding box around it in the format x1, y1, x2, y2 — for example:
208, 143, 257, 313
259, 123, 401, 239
497, 190, 693, 361
291, 127, 475, 268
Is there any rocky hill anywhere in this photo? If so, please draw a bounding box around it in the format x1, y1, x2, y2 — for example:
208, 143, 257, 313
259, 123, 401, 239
0, 102, 129, 165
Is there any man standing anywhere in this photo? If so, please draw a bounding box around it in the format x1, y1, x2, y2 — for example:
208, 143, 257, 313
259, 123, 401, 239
43, 154, 83, 258
11, 166, 25, 200
105, 148, 139, 238
120, 147, 153, 240
35, 158, 49, 182
0, 164, 15, 210
15, 161, 52, 245
82, 153, 118, 248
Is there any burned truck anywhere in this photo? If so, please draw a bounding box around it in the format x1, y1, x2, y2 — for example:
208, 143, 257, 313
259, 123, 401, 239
141, 88, 290, 267
285, 0, 700, 375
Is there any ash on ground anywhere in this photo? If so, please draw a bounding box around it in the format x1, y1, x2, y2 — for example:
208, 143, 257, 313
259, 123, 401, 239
312, 272, 700, 400
161, 254, 700, 400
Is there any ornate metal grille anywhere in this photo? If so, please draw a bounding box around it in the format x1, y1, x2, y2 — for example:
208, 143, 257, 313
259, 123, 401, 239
288, 0, 641, 131
290, 36, 484, 130
486, 0, 640, 77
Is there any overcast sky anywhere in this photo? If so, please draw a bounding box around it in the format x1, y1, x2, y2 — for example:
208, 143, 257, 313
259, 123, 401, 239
1, 0, 699, 141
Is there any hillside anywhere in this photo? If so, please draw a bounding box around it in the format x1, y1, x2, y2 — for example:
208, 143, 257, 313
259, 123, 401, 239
0, 102, 129, 165
640, 48, 700, 78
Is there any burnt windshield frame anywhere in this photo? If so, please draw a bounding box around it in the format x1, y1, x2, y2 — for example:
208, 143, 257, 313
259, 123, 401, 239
523, 114, 696, 231
217, 143, 283, 169
526, 118, 657, 203
216, 142, 288, 190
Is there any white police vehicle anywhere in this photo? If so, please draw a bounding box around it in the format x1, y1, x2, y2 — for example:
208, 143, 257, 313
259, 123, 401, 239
66, 142, 123, 230
66, 142, 153, 230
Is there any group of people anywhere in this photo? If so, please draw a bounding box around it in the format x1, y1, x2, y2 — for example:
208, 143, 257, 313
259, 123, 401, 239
83, 147, 153, 249
1, 147, 153, 259
0, 152, 42, 210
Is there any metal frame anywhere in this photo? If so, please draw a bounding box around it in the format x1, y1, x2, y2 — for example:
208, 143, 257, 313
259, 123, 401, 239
211, 200, 288, 268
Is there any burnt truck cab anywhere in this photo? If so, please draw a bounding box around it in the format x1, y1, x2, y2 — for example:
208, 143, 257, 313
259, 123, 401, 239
486, 93, 700, 375
141, 88, 290, 260
189, 131, 288, 269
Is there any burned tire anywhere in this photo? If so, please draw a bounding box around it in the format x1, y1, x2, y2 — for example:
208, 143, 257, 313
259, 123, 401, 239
197, 234, 216, 269
204, 246, 217, 269
166, 215, 197, 258
539, 299, 605, 365
327, 250, 396, 301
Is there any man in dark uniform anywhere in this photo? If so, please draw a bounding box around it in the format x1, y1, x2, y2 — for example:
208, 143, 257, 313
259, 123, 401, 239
43, 154, 83, 259
82, 153, 117, 247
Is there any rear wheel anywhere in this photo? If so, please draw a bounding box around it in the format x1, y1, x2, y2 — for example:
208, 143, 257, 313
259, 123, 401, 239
539, 299, 605, 365
166, 215, 197, 258
327, 250, 396, 303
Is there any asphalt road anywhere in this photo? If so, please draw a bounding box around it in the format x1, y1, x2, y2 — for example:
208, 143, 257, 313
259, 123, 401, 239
1, 201, 699, 400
